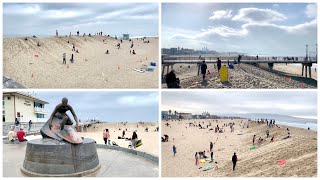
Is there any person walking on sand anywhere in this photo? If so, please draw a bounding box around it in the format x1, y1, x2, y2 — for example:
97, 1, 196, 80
266, 129, 269, 138
72, 44, 75, 51
200, 60, 207, 80
253, 135, 256, 145
232, 152, 237, 171
210, 141, 215, 161
122, 130, 125, 138
70, 54, 74, 63
63, 53, 66, 64
217, 58, 222, 72
103, 129, 110, 145
56, 30, 58, 37
173, 145, 177, 157
195, 152, 199, 165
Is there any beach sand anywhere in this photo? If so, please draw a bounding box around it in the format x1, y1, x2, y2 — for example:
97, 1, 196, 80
162, 63, 317, 89
273, 64, 317, 80
161, 119, 317, 177
79, 122, 159, 156
4, 36, 158, 88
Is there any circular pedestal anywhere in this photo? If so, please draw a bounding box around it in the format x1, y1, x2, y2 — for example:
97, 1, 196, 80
21, 138, 100, 177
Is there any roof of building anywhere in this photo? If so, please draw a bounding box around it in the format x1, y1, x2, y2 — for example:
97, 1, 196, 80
3, 92, 49, 104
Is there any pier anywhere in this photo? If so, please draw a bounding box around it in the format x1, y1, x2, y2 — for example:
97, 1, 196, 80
162, 56, 317, 78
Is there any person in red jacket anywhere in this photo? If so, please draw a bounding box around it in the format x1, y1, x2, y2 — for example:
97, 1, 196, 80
232, 152, 237, 171
17, 128, 27, 142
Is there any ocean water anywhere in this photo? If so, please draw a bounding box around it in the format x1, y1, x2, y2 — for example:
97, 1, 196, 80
233, 113, 318, 131
275, 121, 317, 131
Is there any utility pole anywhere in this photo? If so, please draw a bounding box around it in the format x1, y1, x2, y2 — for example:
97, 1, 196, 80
316, 44, 318, 61
306, 44, 308, 61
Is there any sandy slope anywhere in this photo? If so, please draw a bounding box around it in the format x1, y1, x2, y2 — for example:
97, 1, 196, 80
4, 36, 158, 88
161, 119, 317, 177
79, 122, 159, 156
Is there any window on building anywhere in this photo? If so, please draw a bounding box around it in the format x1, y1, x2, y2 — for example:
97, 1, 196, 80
7, 97, 11, 100
36, 114, 44, 118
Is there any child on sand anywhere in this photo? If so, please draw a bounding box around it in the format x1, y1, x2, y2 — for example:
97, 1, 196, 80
253, 135, 256, 145
70, 54, 74, 63
271, 136, 275, 142
173, 145, 177, 157
62, 53, 66, 64
103, 129, 110, 145
195, 152, 199, 165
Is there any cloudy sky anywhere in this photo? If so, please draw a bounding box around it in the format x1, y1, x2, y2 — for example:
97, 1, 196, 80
4, 3, 158, 38
162, 3, 317, 56
162, 91, 317, 120
32, 91, 159, 122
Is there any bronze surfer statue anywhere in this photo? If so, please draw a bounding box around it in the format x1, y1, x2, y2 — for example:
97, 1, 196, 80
40, 98, 83, 144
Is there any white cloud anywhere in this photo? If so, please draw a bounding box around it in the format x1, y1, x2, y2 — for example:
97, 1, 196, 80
117, 93, 158, 107
305, 4, 317, 18
273, 4, 280, 8
243, 19, 317, 34
4, 4, 41, 15
232, 8, 287, 23
44, 10, 90, 19
196, 26, 248, 38
209, 10, 233, 20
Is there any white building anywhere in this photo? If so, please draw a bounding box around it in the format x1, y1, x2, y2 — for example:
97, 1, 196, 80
3, 92, 49, 123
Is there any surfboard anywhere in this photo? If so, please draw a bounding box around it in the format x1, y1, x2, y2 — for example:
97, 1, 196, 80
133, 68, 145, 73
203, 166, 214, 171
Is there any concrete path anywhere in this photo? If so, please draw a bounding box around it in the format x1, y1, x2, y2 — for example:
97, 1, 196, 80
3, 143, 158, 177
3, 76, 26, 88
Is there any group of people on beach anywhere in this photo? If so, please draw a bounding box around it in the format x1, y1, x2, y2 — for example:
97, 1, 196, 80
102, 128, 140, 149
199, 58, 222, 81
62, 53, 74, 64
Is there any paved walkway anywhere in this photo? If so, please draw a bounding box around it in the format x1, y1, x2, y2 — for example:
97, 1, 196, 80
3, 143, 158, 177
3, 76, 26, 88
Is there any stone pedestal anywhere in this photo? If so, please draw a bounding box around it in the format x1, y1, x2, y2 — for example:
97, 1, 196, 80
21, 138, 100, 177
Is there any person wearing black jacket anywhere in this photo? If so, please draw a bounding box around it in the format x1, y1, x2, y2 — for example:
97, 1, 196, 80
200, 61, 207, 80
232, 152, 238, 171
165, 70, 180, 88
217, 58, 222, 72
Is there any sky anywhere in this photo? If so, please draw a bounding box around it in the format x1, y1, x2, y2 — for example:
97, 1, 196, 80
162, 91, 317, 120
31, 91, 159, 122
3, 3, 158, 38
162, 3, 317, 56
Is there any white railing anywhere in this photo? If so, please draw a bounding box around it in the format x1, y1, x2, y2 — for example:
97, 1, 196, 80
34, 107, 48, 114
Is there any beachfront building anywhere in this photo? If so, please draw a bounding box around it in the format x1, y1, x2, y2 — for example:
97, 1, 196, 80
123, 34, 130, 40
161, 111, 169, 120
178, 113, 193, 119
3, 92, 49, 123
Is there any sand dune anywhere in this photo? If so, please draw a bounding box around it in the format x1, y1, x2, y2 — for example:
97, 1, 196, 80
162, 63, 317, 88
79, 122, 159, 156
161, 119, 317, 177
4, 36, 158, 88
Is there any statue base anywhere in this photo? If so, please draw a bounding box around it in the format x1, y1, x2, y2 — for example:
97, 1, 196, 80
21, 138, 100, 177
